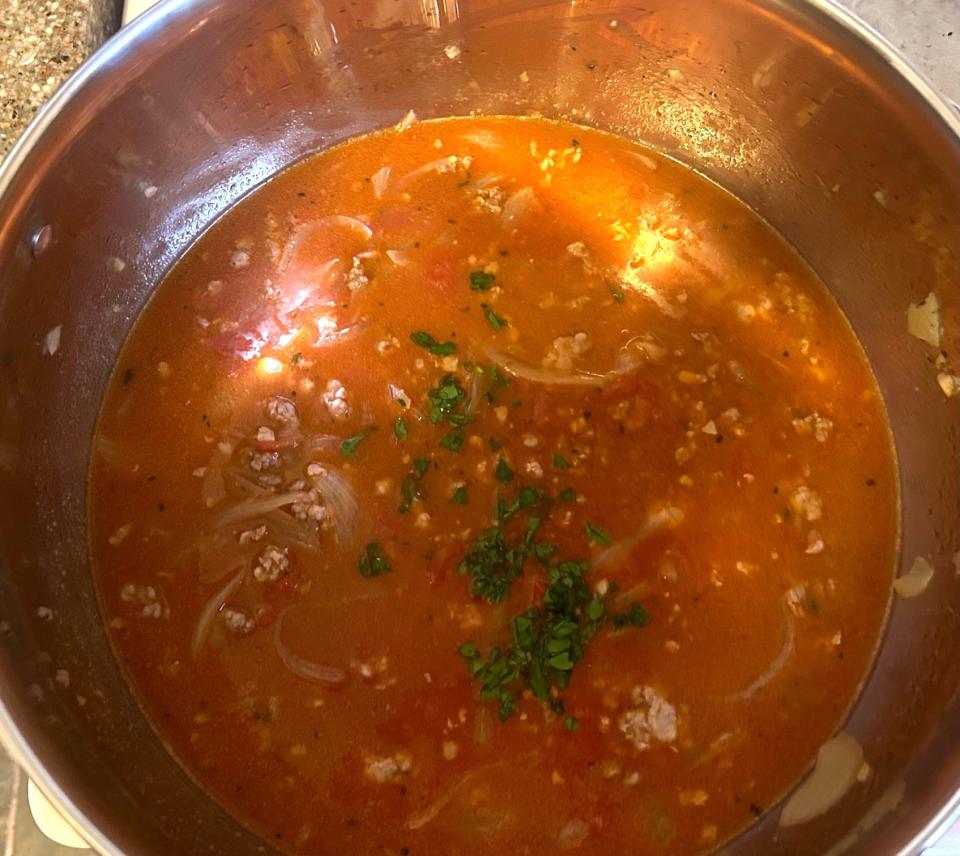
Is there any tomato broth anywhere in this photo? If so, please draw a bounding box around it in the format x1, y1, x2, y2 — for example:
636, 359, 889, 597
89, 116, 898, 854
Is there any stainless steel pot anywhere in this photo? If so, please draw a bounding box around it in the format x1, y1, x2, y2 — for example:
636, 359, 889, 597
0, 0, 956, 852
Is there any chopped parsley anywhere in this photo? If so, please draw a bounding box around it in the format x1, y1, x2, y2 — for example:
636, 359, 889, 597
410, 331, 457, 356
451, 486, 468, 505
584, 521, 612, 544
426, 374, 467, 425
458, 557, 614, 721
470, 270, 496, 291
489, 437, 504, 451
553, 453, 571, 469
393, 417, 408, 441
340, 427, 376, 458
558, 488, 577, 503
611, 602, 650, 629
399, 457, 430, 513
609, 283, 626, 304
455, 480, 648, 723
440, 429, 465, 451
481, 303, 508, 331
358, 543, 392, 578
494, 456, 514, 484
458, 485, 548, 603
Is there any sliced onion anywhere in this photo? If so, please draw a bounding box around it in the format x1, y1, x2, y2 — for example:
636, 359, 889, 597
305, 433, 343, 454
609, 581, 654, 611
407, 785, 457, 831
371, 166, 391, 199
318, 214, 373, 240
262, 509, 320, 552
200, 434, 232, 508
212, 491, 312, 528
906, 291, 941, 347
274, 607, 348, 685
622, 334, 667, 363
464, 369, 482, 416
779, 734, 864, 827
501, 187, 535, 228
278, 215, 372, 276
460, 130, 503, 150
196, 531, 257, 584
725, 603, 795, 701
224, 470, 272, 497
592, 505, 684, 571
473, 705, 494, 745
192, 568, 245, 656
486, 348, 620, 387
311, 468, 358, 545
403, 156, 464, 182
386, 249, 411, 267
406, 755, 534, 831
893, 555, 934, 598
388, 383, 410, 405
465, 173, 505, 195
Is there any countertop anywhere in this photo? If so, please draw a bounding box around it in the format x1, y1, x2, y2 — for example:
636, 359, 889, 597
0, 0, 957, 854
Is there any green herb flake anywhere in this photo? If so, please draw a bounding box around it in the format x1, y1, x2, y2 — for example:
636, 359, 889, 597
358, 542, 392, 578
393, 417, 408, 441
410, 331, 457, 356
494, 457, 514, 484
489, 437, 504, 451
612, 602, 650, 629
470, 270, 496, 291
340, 427, 376, 458
459, 552, 616, 721
481, 303, 508, 331
584, 521, 612, 544
553, 454, 571, 470
558, 488, 577, 503
563, 715, 579, 732
426, 374, 467, 425
451, 486, 468, 505
399, 458, 431, 513
440, 429, 465, 452
609, 284, 626, 304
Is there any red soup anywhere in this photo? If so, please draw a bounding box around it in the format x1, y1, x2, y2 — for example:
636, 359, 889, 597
89, 116, 897, 854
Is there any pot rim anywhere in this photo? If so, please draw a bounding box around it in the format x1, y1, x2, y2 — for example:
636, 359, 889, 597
0, 0, 957, 853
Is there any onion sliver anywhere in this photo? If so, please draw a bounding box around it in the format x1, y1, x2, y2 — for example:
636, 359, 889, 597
274, 607, 348, 686
780, 734, 864, 827
192, 568, 245, 656
906, 291, 941, 347
592, 505, 684, 571
502, 187, 535, 227
386, 249, 411, 267
212, 491, 312, 528
725, 604, 795, 701
371, 166, 391, 199
403, 156, 466, 182
486, 348, 617, 387
311, 468, 358, 545
893, 555, 934, 599
318, 214, 373, 240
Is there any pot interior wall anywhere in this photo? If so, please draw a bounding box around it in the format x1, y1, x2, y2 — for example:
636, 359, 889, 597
0, 0, 956, 853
